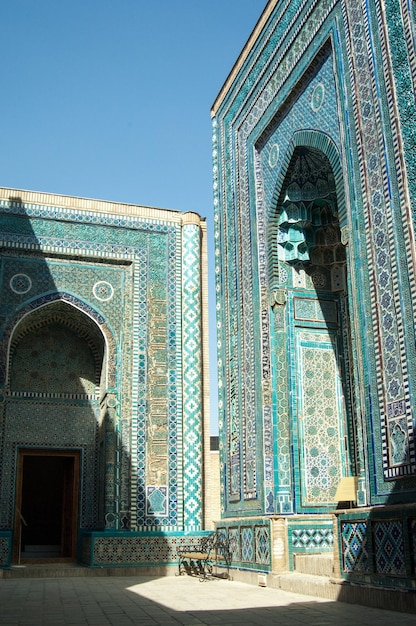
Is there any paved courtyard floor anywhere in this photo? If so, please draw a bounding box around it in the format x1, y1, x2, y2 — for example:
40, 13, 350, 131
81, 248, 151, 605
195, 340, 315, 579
0, 574, 415, 626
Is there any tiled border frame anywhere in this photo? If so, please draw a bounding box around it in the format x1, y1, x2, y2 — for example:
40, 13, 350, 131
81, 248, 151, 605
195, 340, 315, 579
0, 195, 186, 533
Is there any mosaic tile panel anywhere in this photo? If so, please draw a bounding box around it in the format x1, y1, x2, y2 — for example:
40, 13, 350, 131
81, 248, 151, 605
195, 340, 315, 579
0, 195, 206, 553
215, 520, 271, 572
0, 534, 11, 566
373, 520, 406, 577
410, 519, 416, 576
0, 258, 126, 345
102, 397, 121, 528
294, 298, 338, 324
130, 247, 146, 529
214, 0, 416, 545
227, 527, 241, 562
381, 0, 416, 328
0, 399, 100, 530
0, 290, 117, 388
297, 329, 345, 506
337, 508, 416, 587
182, 223, 203, 530
255, 525, 271, 565
241, 526, 255, 563
342, 0, 416, 481
133, 229, 183, 530
146, 487, 168, 517
88, 532, 207, 567
341, 521, 370, 573
271, 301, 292, 513
10, 324, 97, 395
214, 1, 344, 516
213, 0, 416, 589
291, 527, 334, 550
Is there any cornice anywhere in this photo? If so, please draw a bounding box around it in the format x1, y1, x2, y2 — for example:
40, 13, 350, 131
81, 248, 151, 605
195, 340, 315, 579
210, 0, 278, 118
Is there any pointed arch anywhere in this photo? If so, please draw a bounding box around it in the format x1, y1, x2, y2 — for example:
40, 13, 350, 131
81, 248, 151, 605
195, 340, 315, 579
267, 131, 354, 511
0, 292, 117, 391
268, 131, 345, 288
270, 130, 345, 219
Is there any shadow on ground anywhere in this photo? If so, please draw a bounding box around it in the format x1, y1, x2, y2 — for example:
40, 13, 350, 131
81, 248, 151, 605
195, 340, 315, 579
0, 575, 415, 625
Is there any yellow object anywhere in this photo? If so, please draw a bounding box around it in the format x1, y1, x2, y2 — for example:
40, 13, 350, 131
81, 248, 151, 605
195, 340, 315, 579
334, 477, 358, 502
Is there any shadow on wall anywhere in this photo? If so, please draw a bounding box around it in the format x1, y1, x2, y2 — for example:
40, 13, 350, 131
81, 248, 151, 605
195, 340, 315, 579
335, 416, 416, 606
0, 196, 159, 566
334, 513, 416, 614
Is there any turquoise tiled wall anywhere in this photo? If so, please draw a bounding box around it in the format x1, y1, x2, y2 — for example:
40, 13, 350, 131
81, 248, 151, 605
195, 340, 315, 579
0, 195, 206, 567
213, 0, 416, 585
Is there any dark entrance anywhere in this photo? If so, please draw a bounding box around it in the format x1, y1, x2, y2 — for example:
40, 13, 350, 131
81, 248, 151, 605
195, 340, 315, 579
14, 450, 80, 563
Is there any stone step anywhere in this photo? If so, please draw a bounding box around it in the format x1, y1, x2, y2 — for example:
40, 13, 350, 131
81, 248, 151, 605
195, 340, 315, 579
271, 572, 416, 615
2, 565, 89, 578
1, 564, 177, 579
229, 567, 416, 615
21, 545, 61, 558
293, 552, 334, 577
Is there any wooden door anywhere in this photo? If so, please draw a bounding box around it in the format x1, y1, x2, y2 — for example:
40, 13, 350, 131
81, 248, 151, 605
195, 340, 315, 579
14, 450, 80, 563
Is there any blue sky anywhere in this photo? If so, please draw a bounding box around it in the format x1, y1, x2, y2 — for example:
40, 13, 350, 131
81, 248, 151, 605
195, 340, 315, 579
0, 0, 266, 433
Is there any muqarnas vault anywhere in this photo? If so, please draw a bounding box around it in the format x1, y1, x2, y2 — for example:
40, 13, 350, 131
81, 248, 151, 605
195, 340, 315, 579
0, 188, 210, 568
212, 0, 416, 591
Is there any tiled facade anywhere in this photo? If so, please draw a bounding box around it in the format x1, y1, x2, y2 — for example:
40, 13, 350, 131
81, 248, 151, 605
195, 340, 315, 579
0, 189, 210, 568
212, 0, 416, 589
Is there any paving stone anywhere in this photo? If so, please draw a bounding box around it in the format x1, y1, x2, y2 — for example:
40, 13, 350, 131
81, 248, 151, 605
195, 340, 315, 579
0, 575, 415, 625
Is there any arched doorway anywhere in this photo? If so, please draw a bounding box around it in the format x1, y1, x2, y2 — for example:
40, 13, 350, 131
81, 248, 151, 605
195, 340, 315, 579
271, 143, 354, 512
5, 300, 106, 563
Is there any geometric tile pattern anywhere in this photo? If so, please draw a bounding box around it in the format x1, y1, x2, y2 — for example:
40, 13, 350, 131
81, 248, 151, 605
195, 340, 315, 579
410, 519, 416, 576
291, 527, 334, 550
241, 527, 254, 562
212, 0, 416, 588
213, 0, 416, 549
143, 248, 170, 521
182, 222, 203, 530
88, 532, 208, 567
271, 299, 292, 513
9, 323, 97, 395
0, 192, 206, 561
213, 2, 347, 516
255, 525, 271, 565
337, 510, 416, 586
146, 487, 168, 517
215, 520, 271, 572
297, 329, 345, 507
0, 535, 11, 566
0, 289, 115, 388
1, 402, 100, 530
344, 0, 416, 480
341, 521, 370, 573
373, 520, 406, 577
227, 527, 241, 562
136, 230, 180, 529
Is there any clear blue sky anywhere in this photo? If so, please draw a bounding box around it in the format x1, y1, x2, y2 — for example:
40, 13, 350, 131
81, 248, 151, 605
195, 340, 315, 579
0, 0, 267, 433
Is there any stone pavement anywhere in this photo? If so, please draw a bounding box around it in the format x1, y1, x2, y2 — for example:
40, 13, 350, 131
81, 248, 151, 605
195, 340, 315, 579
0, 574, 415, 626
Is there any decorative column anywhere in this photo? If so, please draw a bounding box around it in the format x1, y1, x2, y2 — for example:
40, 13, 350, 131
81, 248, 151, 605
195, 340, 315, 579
270, 288, 293, 514
271, 517, 289, 572
102, 392, 120, 529
182, 212, 203, 530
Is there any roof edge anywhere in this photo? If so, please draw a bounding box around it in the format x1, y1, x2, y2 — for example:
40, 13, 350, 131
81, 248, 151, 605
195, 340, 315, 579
0, 186, 202, 222
210, 0, 277, 118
